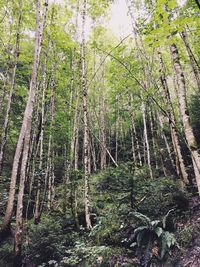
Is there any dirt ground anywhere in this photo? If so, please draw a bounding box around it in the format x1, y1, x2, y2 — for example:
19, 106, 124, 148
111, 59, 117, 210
176, 196, 200, 267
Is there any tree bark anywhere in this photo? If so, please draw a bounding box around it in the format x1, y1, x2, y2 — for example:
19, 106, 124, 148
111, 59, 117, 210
181, 28, 200, 92
0, 0, 22, 174
81, 0, 92, 230
158, 47, 189, 186
1, 0, 48, 236
141, 100, 153, 179
128, 103, 142, 166
158, 114, 175, 171
14, 1, 48, 263
170, 43, 200, 194
149, 110, 158, 170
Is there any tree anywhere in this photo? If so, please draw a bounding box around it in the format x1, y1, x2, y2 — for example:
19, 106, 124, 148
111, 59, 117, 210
0, 0, 22, 174
81, 0, 92, 230
170, 42, 200, 194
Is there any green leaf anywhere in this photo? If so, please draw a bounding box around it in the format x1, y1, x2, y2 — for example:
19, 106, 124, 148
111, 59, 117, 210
130, 212, 151, 225
155, 227, 163, 237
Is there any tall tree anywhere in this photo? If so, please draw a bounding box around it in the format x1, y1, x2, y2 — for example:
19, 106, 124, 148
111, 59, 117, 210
0, 0, 22, 174
158, 47, 189, 187
81, 0, 92, 230
14, 1, 49, 264
1, 0, 48, 240
170, 42, 200, 194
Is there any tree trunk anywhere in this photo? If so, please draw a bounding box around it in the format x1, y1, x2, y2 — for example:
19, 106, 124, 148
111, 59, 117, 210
141, 100, 153, 179
81, 0, 92, 230
130, 123, 136, 163
158, 114, 175, 171
13, 1, 48, 263
158, 47, 189, 187
90, 135, 97, 172
34, 37, 52, 222
99, 67, 107, 170
170, 43, 200, 194
1, 0, 48, 237
181, 28, 200, 92
128, 103, 142, 166
0, 0, 22, 174
14, 121, 31, 265
63, 145, 69, 215
149, 110, 158, 170
115, 110, 119, 164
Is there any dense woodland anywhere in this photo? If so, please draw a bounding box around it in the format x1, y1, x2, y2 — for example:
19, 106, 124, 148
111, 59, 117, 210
0, 0, 200, 266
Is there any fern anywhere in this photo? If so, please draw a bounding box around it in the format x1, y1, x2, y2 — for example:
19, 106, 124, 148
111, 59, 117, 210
130, 211, 151, 225
127, 211, 177, 265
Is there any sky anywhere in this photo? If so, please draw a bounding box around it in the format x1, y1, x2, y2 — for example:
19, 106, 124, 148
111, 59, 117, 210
50, 0, 187, 40
49, 0, 132, 39
107, 0, 132, 39
106, 0, 186, 39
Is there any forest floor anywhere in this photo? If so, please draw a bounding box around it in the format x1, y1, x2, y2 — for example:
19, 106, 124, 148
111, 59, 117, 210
176, 196, 200, 267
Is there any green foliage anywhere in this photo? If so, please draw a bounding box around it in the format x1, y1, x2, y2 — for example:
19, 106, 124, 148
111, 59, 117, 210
0, 238, 13, 265
88, 0, 111, 19
127, 211, 177, 266
26, 216, 69, 265
0, 0, 199, 265
177, 225, 198, 249
62, 242, 112, 266
135, 176, 189, 217
89, 214, 121, 245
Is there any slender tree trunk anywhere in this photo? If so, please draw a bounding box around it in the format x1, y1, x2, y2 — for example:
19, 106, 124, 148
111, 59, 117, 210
149, 110, 158, 170
34, 42, 50, 223
141, 100, 153, 179
115, 112, 119, 164
1, 0, 48, 236
81, 0, 92, 230
74, 117, 80, 170
132, 112, 142, 166
14, 121, 31, 265
90, 136, 97, 172
99, 105, 106, 169
170, 43, 200, 194
40, 125, 51, 216
47, 79, 55, 210
158, 48, 189, 186
99, 67, 106, 170
181, 29, 200, 92
14, 1, 48, 263
63, 145, 69, 215
158, 114, 175, 170
128, 104, 142, 166
130, 124, 136, 163
0, 0, 22, 174
26, 88, 40, 220
47, 149, 52, 210
88, 141, 91, 174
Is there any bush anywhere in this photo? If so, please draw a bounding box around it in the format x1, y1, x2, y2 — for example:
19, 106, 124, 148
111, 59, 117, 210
125, 212, 177, 267
26, 216, 69, 266
89, 214, 122, 245
61, 242, 112, 266
0, 238, 13, 266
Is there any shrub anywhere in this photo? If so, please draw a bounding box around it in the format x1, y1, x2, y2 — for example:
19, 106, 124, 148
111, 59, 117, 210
89, 214, 122, 245
125, 212, 177, 267
26, 216, 69, 266
61, 242, 112, 266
